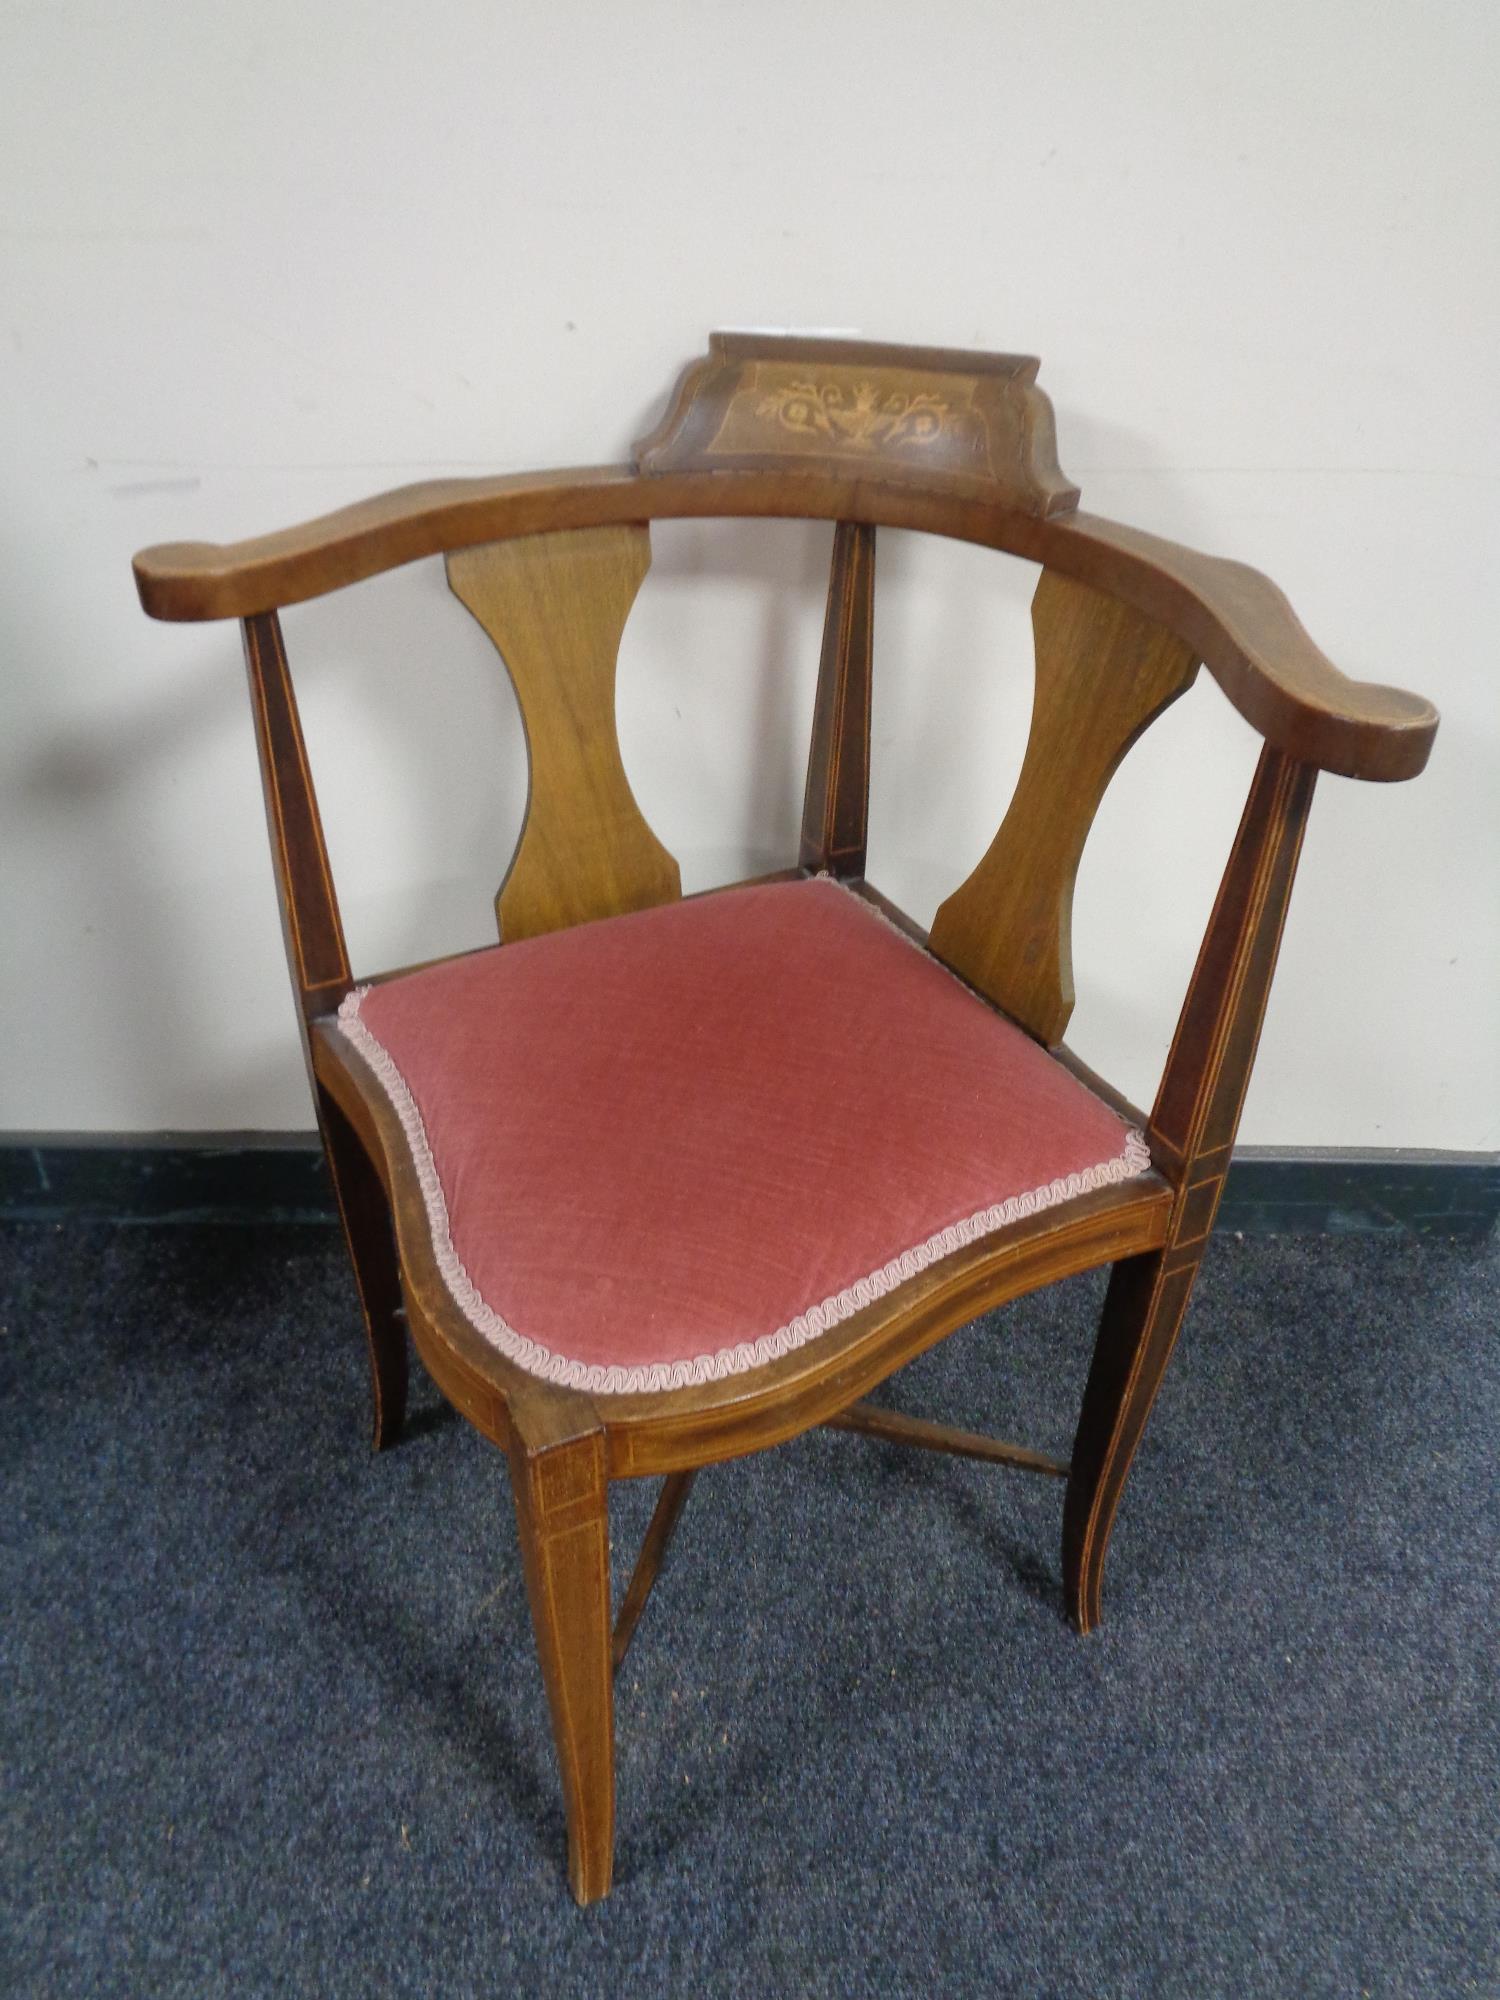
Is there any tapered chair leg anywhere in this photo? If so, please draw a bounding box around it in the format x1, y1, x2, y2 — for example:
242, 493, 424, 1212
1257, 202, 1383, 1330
508, 1427, 615, 1905
318, 1085, 408, 1451
1063, 1248, 1199, 1634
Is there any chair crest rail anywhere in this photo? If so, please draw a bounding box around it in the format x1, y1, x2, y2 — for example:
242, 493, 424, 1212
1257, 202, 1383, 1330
635, 332, 1080, 517
135, 476, 1434, 784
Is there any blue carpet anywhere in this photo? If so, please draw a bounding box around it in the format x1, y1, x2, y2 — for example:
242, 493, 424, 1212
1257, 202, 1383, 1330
2, 1223, 1495, 1997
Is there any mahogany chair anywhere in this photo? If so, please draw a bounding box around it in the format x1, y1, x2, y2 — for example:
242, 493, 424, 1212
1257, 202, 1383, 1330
133, 335, 1437, 1904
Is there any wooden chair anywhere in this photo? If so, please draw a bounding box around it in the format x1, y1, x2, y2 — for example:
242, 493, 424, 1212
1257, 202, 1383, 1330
133, 335, 1437, 1904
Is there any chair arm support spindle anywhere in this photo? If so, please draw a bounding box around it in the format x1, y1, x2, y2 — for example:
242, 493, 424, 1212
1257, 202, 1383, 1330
241, 610, 352, 1046
1064, 744, 1318, 1631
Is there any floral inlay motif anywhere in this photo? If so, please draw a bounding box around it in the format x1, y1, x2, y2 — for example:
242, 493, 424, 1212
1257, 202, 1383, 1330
755, 378, 951, 451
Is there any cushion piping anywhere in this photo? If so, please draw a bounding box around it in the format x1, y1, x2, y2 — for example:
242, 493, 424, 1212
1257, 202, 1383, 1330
332, 891, 1151, 1395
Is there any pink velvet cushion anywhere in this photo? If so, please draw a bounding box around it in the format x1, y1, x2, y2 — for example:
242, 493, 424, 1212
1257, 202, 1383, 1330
335, 877, 1148, 1393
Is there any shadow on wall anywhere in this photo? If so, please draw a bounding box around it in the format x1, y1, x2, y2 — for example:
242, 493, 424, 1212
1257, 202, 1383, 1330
3, 598, 277, 1129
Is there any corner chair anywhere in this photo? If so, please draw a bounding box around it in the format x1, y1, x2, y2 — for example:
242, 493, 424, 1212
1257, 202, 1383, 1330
132, 334, 1438, 1903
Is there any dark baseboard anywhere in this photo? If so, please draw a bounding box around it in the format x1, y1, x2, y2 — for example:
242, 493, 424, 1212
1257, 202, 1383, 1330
1, 1135, 1496, 1240
1211, 1148, 1498, 1241
0, 1134, 335, 1227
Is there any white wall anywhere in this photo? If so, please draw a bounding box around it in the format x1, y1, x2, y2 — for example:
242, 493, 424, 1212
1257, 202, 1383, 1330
2, 0, 1495, 1147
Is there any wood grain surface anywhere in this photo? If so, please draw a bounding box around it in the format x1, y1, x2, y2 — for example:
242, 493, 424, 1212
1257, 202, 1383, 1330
447, 526, 680, 942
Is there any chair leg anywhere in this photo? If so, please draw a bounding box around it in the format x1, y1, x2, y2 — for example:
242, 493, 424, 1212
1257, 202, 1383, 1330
317, 1084, 408, 1451
1063, 1248, 1200, 1634
508, 1428, 615, 1905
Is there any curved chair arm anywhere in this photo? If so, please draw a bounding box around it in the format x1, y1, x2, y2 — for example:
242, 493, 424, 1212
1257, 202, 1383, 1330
1045, 512, 1436, 783
131, 469, 604, 623
132, 466, 1437, 784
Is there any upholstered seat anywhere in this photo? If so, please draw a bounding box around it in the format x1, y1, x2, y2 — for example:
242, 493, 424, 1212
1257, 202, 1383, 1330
332, 876, 1148, 1393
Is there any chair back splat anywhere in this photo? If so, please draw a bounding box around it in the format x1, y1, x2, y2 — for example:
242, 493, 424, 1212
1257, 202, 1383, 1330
929, 570, 1199, 1045
132, 333, 1438, 1905
447, 523, 681, 944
